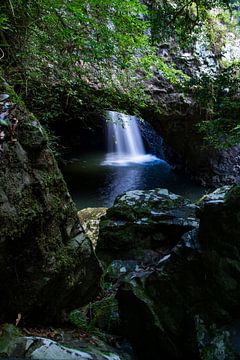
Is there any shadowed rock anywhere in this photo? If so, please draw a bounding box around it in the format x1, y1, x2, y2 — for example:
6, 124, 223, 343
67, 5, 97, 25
0, 101, 102, 323
114, 186, 240, 359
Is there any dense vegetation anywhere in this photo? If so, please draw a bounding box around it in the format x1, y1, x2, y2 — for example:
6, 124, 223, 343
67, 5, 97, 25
0, 0, 239, 148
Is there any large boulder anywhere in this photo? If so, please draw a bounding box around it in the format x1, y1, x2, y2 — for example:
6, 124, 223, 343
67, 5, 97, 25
116, 248, 240, 359
0, 96, 102, 323
96, 188, 198, 263
114, 186, 240, 359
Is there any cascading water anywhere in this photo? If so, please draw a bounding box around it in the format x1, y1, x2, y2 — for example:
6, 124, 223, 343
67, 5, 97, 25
103, 111, 160, 166
62, 110, 206, 209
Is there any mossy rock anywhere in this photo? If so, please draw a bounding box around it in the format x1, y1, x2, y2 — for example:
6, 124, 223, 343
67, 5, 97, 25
97, 189, 198, 264
69, 295, 120, 335
0, 324, 22, 357
0, 97, 102, 323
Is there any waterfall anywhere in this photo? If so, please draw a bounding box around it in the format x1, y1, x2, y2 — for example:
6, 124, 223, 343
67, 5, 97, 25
102, 111, 160, 166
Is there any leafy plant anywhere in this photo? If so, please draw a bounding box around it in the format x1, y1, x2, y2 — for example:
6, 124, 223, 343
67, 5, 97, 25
195, 62, 240, 148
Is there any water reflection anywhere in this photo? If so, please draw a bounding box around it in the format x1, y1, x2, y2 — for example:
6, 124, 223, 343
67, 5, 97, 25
62, 153, 208, 210
99, 166, 145, 205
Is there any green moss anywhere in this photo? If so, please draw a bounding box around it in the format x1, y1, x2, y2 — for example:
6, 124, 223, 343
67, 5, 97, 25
0, 324, 22, 357
90, 296, 119, 333
68, 309, 89, 329
69, 295, 119, 336
17, 188, 42, 220
0, 75, 26, 108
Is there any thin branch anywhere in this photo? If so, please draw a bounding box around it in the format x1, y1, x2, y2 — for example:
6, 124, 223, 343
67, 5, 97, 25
0, 48, 4, 60
8, 0, 15, 17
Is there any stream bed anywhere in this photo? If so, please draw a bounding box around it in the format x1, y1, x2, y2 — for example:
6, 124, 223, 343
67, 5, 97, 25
62, 152, 209, 210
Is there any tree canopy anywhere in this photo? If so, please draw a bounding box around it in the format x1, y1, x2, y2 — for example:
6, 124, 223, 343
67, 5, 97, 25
0, 0, 239, 147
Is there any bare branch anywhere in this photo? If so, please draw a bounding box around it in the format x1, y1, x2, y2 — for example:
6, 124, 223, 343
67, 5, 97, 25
0, 48, 4, 60
8, 0, 15, 17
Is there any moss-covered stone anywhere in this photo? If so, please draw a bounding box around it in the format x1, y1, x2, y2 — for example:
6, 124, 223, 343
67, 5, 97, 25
96, 189, 198, 263
69, 295, 120, 336
0, 94, 102, 323
0, 324, 22, 357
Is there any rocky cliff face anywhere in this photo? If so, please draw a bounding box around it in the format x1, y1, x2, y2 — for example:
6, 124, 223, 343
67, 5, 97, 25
144, 95, 240, 187
0, 95, 102, 323
141, 39, 240, 187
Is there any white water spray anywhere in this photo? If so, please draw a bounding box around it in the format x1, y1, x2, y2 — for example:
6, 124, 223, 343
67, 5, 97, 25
102, 111, 159, 166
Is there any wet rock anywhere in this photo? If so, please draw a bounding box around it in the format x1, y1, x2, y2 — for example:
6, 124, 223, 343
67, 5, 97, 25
97, 189, 199, 263
227, 320, 240, 356
114, 186, 240, 360
138, 119, 164, 159
0, 100, 102, 323
0, 324, 129, 360
0, 94, 9, 102
149, 107, 240, 188
180, 228, 200, 250
78, 208, 108, 248
106, 260, 146, 280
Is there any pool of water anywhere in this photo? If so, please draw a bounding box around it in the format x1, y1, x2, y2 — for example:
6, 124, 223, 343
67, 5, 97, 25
61, 152, 210, 210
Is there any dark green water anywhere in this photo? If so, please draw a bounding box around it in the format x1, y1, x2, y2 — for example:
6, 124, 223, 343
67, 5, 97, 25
62, 152, 209, 210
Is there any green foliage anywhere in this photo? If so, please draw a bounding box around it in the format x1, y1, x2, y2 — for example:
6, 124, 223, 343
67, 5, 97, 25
148, 0, 231, 44
68, 309, 89, 330
0, 0, 192, 122
0, 0, 238, 153
195, 62, 240, 148
0, 324, 22, 358
68, 308, 103, 337
68, 295, 119, 336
